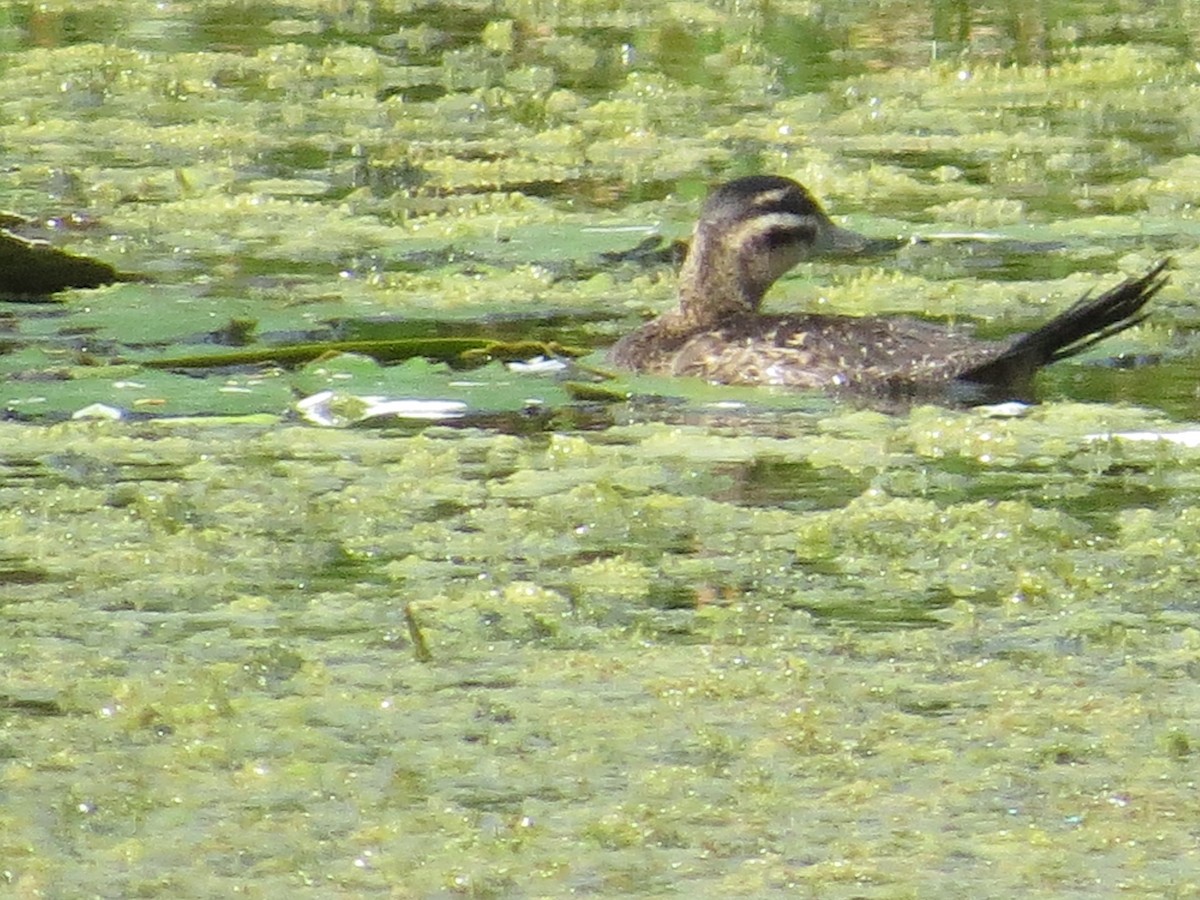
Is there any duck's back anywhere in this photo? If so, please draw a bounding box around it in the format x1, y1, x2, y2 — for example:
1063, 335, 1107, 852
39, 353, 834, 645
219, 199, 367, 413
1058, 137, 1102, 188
653, 314, 1002, 395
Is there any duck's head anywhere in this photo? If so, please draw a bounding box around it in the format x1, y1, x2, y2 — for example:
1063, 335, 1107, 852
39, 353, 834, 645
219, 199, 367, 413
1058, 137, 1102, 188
677, 175, 866, 324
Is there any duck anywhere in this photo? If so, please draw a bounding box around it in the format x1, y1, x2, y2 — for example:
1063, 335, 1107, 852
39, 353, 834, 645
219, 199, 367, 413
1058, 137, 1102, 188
608, 175, 1170, 404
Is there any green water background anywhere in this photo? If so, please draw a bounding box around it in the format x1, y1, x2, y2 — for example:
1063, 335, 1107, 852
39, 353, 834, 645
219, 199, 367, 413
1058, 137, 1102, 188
3, 1, 1200, 896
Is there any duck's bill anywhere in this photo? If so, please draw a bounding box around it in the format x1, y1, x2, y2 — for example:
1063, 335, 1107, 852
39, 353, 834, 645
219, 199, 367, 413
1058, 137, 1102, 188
817, 223, 904, 257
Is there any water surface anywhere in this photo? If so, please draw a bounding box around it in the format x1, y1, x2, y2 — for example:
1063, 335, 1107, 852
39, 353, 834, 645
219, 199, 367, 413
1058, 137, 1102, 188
2, 2, 1200, 896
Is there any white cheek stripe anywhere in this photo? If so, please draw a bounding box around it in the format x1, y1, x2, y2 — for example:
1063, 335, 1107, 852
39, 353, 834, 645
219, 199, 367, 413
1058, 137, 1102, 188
727, 212, 817, 248
750, 211, 813, 232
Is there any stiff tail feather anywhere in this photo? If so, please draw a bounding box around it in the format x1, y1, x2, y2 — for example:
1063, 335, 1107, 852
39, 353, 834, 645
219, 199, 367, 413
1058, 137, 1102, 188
959, 259, 1170, 391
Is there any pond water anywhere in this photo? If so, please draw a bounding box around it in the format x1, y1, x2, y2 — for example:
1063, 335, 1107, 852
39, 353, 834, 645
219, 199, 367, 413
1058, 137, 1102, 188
2, 1, 1200, 896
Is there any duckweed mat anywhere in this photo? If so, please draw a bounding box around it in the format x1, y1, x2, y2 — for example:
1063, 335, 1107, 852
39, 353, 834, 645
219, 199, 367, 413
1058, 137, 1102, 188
3, 1, 1200, 896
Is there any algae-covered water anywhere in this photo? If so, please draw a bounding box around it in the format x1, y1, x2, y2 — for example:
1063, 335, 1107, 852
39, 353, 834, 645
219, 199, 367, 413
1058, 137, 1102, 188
4, 1, 1200, 896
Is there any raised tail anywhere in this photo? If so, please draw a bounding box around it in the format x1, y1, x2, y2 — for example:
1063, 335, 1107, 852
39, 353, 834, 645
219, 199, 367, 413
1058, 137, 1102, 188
957, 259, 1170, 394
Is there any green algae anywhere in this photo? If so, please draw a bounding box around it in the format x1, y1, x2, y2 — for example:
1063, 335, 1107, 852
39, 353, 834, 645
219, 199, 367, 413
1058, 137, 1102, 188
2, 1, 1200, 897
5, 403, 1200, 895
2, 16, 1190, 420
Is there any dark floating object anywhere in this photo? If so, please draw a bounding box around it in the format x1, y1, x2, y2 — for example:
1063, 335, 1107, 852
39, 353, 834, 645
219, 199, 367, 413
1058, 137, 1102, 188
609, 175, 1171, 405
142, 337, 587, 370
598, 234, 688, 269
0, 227, 134, 298
0, 693, 64, 716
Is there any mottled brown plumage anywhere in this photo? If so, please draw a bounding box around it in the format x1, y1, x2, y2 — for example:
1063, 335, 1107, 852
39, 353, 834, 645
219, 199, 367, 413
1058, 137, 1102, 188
609, 175, 1170, 404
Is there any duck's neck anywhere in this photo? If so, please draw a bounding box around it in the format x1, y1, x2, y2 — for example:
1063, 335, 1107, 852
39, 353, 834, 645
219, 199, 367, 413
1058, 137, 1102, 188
608, 245, 759, 372
676, 240, 763, 328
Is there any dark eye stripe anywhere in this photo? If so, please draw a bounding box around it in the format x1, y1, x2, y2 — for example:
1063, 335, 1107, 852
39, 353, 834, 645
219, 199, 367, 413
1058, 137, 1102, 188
736, 211, 818, 245
763, 222, 817, 247
716, 214, 817, 263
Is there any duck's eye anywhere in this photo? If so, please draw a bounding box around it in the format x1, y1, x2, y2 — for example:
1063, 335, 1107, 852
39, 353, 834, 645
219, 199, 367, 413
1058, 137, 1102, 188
763, 222, 816, 249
